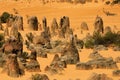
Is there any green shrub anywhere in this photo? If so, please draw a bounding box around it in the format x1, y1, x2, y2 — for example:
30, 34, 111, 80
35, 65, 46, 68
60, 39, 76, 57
84, 38, 94, 49
93, 32, 104, 45
103, 32, 114, 44
113, 33, 120, 47
103, 32, 119, 46
93, 31, 120, 47
0, 12, 10, 23
84, 31, 120, 48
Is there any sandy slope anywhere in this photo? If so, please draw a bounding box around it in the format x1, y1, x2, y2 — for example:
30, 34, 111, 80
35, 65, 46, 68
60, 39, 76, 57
0, 0, 120, 80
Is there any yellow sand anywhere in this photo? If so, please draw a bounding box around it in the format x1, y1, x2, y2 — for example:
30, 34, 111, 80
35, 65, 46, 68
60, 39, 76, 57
0, 0, 120, 80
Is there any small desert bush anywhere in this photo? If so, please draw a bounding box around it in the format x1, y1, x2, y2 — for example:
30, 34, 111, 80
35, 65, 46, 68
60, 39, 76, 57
93, 32, 104, 45
84, 31, 120, 48
102, 32, 118, 46
84, 38, 95, 49
0, 12, 10, 23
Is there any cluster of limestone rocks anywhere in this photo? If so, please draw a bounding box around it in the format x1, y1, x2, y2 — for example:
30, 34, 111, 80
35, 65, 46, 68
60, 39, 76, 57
0, 13, 119, 80
76, 51, 118, 70
87, 73, 113, 80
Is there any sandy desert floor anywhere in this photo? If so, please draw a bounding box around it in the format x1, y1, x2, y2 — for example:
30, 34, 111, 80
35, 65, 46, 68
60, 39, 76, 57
0, 0, 120, 80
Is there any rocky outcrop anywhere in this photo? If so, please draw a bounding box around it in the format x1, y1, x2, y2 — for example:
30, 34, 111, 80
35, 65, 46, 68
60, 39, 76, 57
87, 57, 118, 69
30, 74, 49, 80
26, 32, 34, 43
59, 16, 70, 28
4, 26, 9, 36
65, 28, 73, 40
6, 15, 14, 27
74, 34, 84, 49
26, 49, 41, 72
81, 22, 89, 31
36, 48, 47, 58
113, 46, 120, 51
5, 54, 24, 77
87, 73, 113, 80
76, 62, 92, 70
61, 35, 80, 64
88, 51, 104, 59
32, 26, 52, 49
51, 18, 58, 36
76, 56, 118, 70
10, 23, 23, 42
94, 16, 104, 33
58, 16, 70, 38
0, 52, 6, 67
28, 16, 38, 31
2, 35, 23, 57
10, 24, 18, 38
113, 70, 120, 76
115, 57, 120, 63
104, 26, 112, 34
45, 54, 66, 75
74, 0, 86, 4
42, 17, 47, 30
15, 16, 24, 30
0, 20, 3, 30
93, 45, 108, 51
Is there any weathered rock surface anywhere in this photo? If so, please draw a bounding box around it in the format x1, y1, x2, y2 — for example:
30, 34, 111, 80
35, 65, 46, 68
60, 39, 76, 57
51, 18, 58, 36
26, 50, 41, 72
87, 57, 118, 69
45, 54, 66, 75
113, 70, 120, 76
93, 45, 108, 51
61, 35, 80, 64
81, 22, 89, 31
115, 57, 120, 63
94, 16, 104, 33
30, 74, 49, 80
89, 51, 104, 59
5, 54, 24, 77
76, 56, 118, 70
87, 73, 113, 80
14, 16, 24, 30
76, 62, 92, 70
113, 46, 120, 51
28, 16, 38, 31
104, 26, 112, 34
